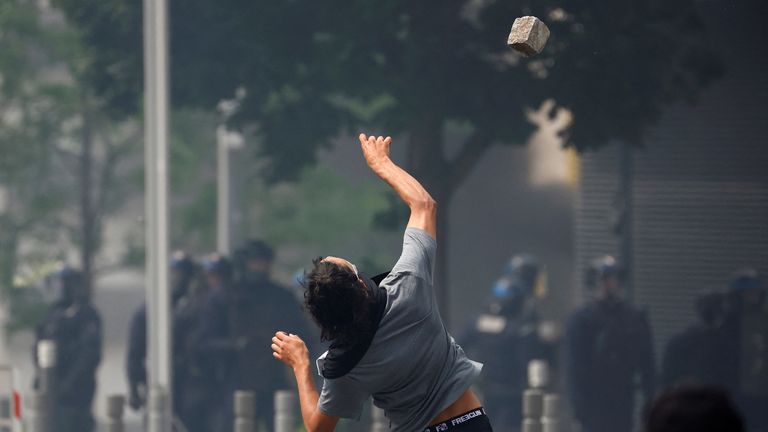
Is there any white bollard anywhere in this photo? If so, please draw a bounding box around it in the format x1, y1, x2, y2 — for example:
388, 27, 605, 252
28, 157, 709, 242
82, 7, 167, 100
527, 360, 549, 389
523, 418, 543, 432
274, 390, 297, 432
522, 359, 550, 432
106, 394, 125, 432
25, 392, 51, 432
523, 389, 544, 419
370, 404, 388, 432
541, 394, 561, 432
147, 389, 168, 432
233, 391, 255, 432
32, 340, 57, 432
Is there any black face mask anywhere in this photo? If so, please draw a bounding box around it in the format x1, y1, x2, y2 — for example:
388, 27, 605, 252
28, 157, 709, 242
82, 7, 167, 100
320, 272, 390, 379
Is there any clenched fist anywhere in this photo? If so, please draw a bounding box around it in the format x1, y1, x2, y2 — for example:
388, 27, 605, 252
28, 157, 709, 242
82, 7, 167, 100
272, 331, 310, 371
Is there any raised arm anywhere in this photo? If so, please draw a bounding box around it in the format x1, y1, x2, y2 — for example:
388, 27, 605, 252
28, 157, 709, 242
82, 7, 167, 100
359, 134, 437, 239
272, 331, 339, 432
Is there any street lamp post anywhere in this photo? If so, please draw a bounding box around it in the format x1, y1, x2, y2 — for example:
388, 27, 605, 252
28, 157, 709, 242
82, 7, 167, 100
216, 125, 231, 256
216, 94, 245, 256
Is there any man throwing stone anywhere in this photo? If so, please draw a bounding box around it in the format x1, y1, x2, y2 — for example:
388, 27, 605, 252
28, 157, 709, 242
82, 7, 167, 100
271, 134, 491, 431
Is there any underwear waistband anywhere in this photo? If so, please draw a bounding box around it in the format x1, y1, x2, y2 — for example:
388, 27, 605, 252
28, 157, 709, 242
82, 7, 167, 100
424, 407, 488, 432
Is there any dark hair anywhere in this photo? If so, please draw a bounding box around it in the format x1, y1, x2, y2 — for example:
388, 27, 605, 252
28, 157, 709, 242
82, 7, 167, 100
303, 257, 371, 344
645, 385, 744, 432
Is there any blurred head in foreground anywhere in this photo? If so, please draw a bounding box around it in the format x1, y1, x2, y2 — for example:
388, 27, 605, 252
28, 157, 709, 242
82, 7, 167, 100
645, 385, 744, 432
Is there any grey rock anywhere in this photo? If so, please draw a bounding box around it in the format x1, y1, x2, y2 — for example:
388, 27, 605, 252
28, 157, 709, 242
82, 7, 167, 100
508, 16, 551, 56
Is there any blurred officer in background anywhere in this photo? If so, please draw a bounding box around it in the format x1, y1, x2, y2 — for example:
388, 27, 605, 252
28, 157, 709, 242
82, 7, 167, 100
722, 269, 767, 431
565, 256, 655, 432
229, 240, 311, 430
172, 255, 210, 432
35, 265, 102, 432
662, 291, 728, 389
126, 251, 197, 412
461, 254, 555, 431
195, 254, 238, 431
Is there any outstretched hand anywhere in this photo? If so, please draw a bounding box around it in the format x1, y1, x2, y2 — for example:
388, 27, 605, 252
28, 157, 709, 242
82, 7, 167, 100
359, 133, 392, 172
272, 331, 310, 371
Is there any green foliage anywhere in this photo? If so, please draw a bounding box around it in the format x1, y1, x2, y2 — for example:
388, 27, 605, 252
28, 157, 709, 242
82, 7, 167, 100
55, 0, 726, 301
5, 286, 47, 335
257, 166, 391, 244
169, 109, 218, 251
247, 165, 400, 272
0, 0, 77, 290
0, 1, 143, 296
56, 0, 722, 160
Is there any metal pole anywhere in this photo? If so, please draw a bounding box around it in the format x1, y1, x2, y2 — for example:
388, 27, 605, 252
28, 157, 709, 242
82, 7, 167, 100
274, 390, 297, 432
233, 391, 255, 432
143, 0, 172, 429
216, 125, 231, 255
106, 394, 125, 432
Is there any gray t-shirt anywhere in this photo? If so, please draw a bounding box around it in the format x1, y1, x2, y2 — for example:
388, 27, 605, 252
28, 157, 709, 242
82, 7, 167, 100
316, 228, 483, 431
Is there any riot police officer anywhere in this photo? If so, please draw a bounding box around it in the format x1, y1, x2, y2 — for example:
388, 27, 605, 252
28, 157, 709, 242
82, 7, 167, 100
194, 254, 238, 431
565, 256, 655, 432
126, 251, 197, 413
722, 269, 767, 431
461, 254, 552, 431
35, 265, 102, 432
229, 240, 310, 431
662, 291, 728, 389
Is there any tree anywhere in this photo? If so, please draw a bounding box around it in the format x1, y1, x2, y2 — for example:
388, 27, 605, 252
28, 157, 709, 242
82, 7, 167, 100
0, 0, 143, 298
56, 0, 723, 320
248, 165, 400, 275
0, 0, 73, 291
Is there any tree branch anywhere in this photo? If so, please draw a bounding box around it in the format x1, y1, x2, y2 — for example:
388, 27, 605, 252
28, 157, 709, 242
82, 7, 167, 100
95, 121, 139, 216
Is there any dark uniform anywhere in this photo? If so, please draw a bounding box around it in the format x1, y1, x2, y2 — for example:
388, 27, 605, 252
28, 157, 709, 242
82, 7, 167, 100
565, 257, 655, 432
662, 292, 728, 389
126, 251, 197, 417
721, 270, 768, 432
192, 254, 238, 431
460, 254, 551, 431
173, 269, 211, 432
229, 240, 311, 431
126, 304, 147, 409
35, 267, 102, 432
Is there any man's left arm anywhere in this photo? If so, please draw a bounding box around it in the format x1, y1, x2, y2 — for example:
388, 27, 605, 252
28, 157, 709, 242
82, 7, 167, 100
272, 331, 339, 432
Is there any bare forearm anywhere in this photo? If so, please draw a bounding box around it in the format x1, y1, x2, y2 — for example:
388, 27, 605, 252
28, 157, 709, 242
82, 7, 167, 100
273, 332, 338, 432
375, 159, 437, 237
372, 158, 435, 210
360, 134, 436, 237
293, 363, 321, 428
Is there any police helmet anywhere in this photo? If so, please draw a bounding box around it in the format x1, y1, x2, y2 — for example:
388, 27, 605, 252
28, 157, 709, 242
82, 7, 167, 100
729, 268, 763, 292
203, 253, 233, 280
